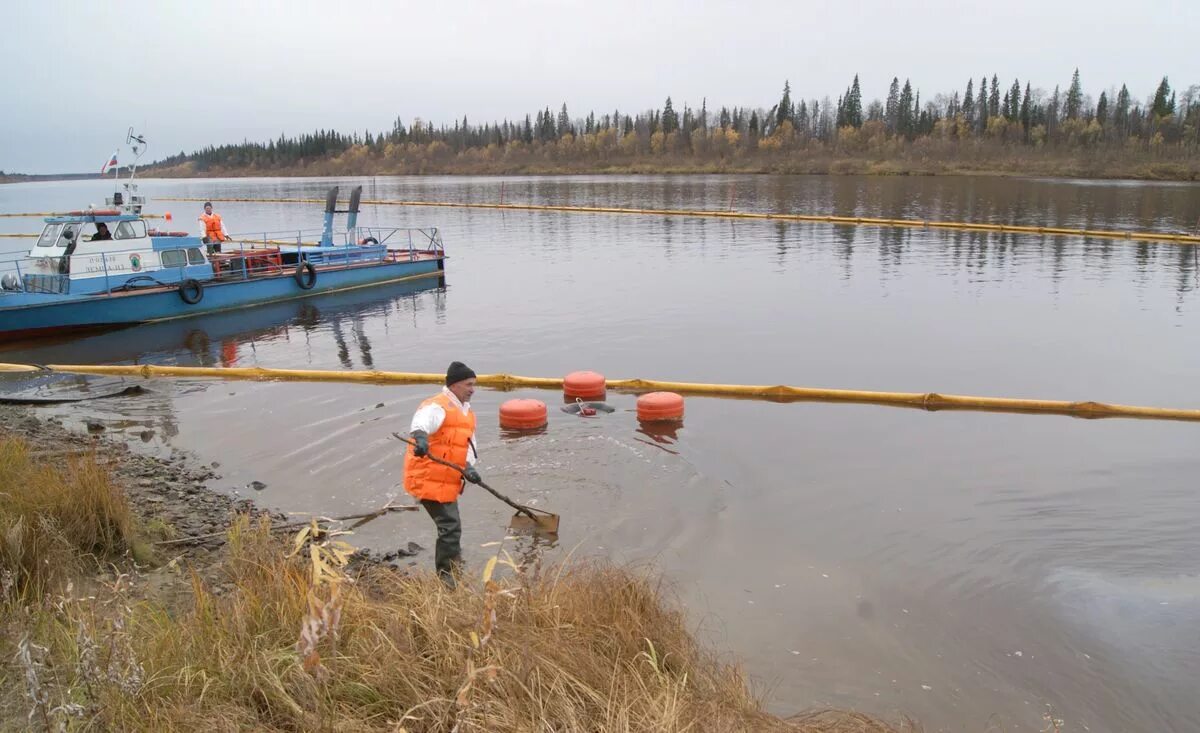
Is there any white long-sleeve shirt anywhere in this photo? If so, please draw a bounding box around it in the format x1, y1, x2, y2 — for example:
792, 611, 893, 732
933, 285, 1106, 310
410, 387, 477, 465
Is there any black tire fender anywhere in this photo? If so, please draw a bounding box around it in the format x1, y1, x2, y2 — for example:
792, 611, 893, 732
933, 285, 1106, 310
295, 261, 317, 290
178, 278, 204, 304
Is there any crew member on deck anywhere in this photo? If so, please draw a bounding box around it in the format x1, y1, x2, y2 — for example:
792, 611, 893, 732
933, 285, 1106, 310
198, 201, 230, 252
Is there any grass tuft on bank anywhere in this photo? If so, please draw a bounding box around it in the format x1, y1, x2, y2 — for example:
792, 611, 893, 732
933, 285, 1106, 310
0, 437, 138, 601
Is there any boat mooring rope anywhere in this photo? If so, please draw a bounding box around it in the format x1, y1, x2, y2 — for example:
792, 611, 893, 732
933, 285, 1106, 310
156, 196, 1200, 246
0, 362, 1197, 423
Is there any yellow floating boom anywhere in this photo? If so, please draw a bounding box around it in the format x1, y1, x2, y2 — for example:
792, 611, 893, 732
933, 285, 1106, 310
0, 212, 164, 219
0, 362, 1197, 423
157, 196, 1200, 246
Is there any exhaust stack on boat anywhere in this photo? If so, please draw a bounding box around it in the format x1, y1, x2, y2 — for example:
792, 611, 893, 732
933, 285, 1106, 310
319, 185, 364, 246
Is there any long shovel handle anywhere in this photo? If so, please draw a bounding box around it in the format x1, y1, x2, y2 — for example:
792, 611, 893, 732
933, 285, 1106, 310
393, 433, 539, 520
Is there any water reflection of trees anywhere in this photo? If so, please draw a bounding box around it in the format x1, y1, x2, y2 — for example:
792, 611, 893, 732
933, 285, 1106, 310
757, 175, 1200, 299
452, 176, 1198, 300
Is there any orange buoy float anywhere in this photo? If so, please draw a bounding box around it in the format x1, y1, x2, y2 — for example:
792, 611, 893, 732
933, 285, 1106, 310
637, 392, 685, 421
564, 370, 606, 400
499, 399, 548, 430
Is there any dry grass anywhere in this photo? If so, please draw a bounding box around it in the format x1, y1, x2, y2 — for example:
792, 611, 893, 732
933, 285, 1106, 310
0, 437, 136, 602
0, 435, 909, 732
0, 517, 909, 732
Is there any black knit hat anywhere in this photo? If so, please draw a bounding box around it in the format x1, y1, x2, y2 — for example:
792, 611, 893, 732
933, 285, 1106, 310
445, 361, 476, 386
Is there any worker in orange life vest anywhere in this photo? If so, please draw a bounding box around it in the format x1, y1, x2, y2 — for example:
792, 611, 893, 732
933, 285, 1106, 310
198, 201, 230, 252
405, 361, 482, 587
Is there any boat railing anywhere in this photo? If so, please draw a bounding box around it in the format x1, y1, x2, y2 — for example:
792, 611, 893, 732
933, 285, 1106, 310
0, 226, 446, 296
0, 240, 211, 296
227, 226, 444, 261
0, 249, 73, 294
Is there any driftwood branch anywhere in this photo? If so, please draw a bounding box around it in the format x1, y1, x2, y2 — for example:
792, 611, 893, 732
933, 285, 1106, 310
152, 503, 421, 546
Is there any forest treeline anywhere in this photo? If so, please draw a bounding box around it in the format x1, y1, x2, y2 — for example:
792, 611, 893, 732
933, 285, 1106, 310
148, 71, 1200, 180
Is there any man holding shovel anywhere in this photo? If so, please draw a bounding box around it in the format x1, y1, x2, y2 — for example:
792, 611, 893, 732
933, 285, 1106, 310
405, 361, 483, 587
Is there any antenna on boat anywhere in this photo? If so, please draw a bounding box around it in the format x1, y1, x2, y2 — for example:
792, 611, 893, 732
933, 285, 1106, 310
108, 127, 148, 215
125, 127, 147, 182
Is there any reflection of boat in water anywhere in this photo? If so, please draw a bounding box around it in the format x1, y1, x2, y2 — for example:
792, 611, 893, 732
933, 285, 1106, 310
0, 275, 446, 367
0, 130, 447, 341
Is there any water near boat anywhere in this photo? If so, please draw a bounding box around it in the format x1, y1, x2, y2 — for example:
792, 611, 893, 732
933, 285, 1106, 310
2, 173, 1199, 732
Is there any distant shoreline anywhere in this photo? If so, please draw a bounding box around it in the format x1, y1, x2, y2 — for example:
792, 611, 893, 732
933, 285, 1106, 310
6, 158, 1199, 184
1, 173, 99, 184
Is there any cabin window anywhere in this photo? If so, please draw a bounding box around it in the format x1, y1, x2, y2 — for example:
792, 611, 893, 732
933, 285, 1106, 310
59, 225, 79, 247
36, 224, 77, 248
160, 249, 186, 267
37, 223, 64, 247
186, 248, 205, 265
114, 220, 146, 240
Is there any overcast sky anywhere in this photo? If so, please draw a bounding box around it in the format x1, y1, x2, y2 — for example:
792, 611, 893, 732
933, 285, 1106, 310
2, 0, 1196, 173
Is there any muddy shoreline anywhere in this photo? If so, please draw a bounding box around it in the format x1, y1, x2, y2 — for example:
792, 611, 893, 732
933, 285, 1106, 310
0, 402, 426, 581
0, 403, 311, 579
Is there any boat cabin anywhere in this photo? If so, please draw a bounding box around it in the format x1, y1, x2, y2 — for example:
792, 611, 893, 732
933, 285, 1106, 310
15, 211, 213, 295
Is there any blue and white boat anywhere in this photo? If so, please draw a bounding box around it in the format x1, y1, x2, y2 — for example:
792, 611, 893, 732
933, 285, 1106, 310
0, 133, 446, 342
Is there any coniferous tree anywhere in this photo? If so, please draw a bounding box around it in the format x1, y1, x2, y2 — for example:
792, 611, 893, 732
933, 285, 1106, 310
1152, 77, 1173, 117
1065, 69, 1083, 120
989, 75, 1000, 119
1114, 84, 1131, 134
557, 104, 572, 138
1008, 79, 1021, 121
1047, 85, 1061, 137
816, 98, 832, 141
897, 79, 914, 137
846, 75, 864, 127
963, 79, 976, 130
1096, 92, 1109, 126
885, 77, 900, 133
662, 97, 679, 133
977, 76, 989, 132
776, 81, 793, 127
1020, 82, 1032, 134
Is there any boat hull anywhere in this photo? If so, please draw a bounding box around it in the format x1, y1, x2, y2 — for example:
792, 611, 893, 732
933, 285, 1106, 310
0, 258, 444, 341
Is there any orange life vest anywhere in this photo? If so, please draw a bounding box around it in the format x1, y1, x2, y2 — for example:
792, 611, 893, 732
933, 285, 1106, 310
199, 212, 225, 241
404, 392, 477, 503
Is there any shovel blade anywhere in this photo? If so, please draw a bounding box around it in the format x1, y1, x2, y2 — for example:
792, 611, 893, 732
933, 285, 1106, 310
508, 512, 560, 535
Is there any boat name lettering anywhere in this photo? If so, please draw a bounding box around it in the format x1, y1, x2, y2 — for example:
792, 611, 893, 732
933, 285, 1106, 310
82, 254, 133, 273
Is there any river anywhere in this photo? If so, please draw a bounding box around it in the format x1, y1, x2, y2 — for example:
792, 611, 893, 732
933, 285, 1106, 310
2, 174, 1199, 732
